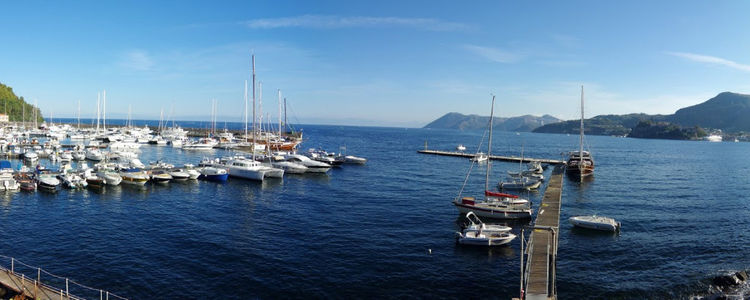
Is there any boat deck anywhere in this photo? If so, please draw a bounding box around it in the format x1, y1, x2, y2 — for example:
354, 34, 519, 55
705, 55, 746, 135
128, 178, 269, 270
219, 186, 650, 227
417, 150, 564, 164
525, 164, 564, 299
0, 269, 72, 300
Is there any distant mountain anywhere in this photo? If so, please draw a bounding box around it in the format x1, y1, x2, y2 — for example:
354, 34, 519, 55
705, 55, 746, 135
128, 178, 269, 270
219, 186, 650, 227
423, 112, 562, 131
533, 92, 750, 137
668, 92, 750, 132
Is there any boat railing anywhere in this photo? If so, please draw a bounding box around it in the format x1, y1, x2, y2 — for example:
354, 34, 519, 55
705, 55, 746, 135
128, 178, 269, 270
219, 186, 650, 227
0, 254, 128, 300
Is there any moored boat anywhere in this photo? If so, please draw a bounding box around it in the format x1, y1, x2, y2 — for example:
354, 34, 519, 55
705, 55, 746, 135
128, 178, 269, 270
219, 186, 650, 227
569, 215, 621, 232
199, 166, 229, 182
149, 170, 173, 183
119, 168, 149, 185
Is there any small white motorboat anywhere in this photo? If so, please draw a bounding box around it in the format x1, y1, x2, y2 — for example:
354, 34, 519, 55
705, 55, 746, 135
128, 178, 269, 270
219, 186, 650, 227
456, 144, 466, 151
344, 155, 367, 165
498, 176, 542, 190
569, 215, 621, 232
169, 169, 191, 181
471, 152, 488, 163
455, 230, 516, 246
462, 212, 511, 234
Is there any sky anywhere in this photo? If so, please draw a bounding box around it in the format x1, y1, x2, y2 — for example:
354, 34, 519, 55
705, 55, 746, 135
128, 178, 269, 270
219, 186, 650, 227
1, 1, 750, 127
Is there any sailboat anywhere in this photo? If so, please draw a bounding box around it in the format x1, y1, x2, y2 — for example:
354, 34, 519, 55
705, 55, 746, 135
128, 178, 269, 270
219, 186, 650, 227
452, 96, 533, 220
566, 86, 595, 180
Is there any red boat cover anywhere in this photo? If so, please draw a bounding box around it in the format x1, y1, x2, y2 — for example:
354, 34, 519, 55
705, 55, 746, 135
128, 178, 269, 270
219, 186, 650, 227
484, 190, 519, 198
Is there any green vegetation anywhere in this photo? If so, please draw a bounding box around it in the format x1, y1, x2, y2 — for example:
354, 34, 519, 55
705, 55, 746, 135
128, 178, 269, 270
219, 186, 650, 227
0, 82, 44, 123
628, 120, 706, 140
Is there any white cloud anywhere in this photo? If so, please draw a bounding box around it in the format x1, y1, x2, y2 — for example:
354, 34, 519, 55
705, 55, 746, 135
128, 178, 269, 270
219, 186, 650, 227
119, 50, 154, 71
242, 15, 470, 31
463, 45, 524, 63
666, 51, 750, 72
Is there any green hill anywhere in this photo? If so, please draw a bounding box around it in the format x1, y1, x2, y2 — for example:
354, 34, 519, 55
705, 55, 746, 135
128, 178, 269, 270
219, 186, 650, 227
668, 92, 750, 132
0, 82, 43, 123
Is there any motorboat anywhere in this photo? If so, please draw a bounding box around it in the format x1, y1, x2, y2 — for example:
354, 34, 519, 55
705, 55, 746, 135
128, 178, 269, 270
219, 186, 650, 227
149, 170, 173, 183
265, 156, 307, 174
97, 167, 122, 185
24, 151, 38, 162
569, 215, 621, 232
199, 166, 229, 182
283, 154, 331, 173
461, 212, 511, 234
183, 164, 201, 179
706, 134, 722, 142
0, 162, 19, 191
456, 144, 466, 151
344, 155, 367, 165
182, 138, 217, 150
59, 151, 73, 162
169, 169, 191, 180
119, 168, 149, 185
72, 150, 86, 161
306, 149, 344, 167
507, 170, 544, 182
455, 230, 516, 246
498, 176, 542, 190
527, 160, 544, 174
471, 152, 488, 163
36, 171, 61, 192
86, 148, 105, 161
59, 173, 87, 189
225, 157, 283, 180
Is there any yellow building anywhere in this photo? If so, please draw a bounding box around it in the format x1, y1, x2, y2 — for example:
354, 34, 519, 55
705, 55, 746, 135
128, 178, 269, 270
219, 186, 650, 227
0, 114, 7, 123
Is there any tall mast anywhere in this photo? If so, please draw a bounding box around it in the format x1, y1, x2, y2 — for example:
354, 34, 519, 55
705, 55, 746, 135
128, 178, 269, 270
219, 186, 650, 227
258, 81, 263, 135
244, 80, 248, 142
284, 98, 287, 133
485, 95, 495, 192
103, 89, 107, 131
252, 54, 256, 160
77, 100, 81, 129
96, 93, 100, 132
278, 89, 282, 139
580, 85, 585, 181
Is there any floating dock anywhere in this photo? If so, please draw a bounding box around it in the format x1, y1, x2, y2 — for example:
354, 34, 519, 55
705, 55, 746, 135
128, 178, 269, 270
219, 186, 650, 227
523, 165, 564, 299
417, 150, 564, 165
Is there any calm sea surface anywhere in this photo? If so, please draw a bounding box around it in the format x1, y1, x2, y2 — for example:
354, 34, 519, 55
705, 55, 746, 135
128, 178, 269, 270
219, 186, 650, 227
1, 121, 748, 298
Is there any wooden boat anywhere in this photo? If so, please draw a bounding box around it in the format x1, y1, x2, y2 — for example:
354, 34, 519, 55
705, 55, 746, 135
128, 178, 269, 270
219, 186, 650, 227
569, 215, 620, 232
566, 86, 595, 181
14, 173, 36, 191
86, 176, 106, 188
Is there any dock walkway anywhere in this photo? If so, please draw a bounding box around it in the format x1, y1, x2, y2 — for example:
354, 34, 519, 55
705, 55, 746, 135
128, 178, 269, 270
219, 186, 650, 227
0, 256, 126, 300
524, 164, 564, 300
417, 150, 564, 165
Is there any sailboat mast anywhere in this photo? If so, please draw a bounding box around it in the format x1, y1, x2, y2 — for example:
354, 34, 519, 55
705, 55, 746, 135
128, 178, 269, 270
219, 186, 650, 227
77, 100, 81, 129
284, 98, 287, 133
278, 89, 282, 139
485, 95, 496, 192
580, 86, 585, 181
96, 93, 100, 132
252, 54, 257, 160
103, 89, 106, 131
244, 80, 248, 142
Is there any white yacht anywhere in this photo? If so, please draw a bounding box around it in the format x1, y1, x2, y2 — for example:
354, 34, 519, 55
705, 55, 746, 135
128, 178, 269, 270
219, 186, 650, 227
225, 157, 283, 180
85, 148, 105, 161
283, 154, 331, 173
569, 215, 621, 232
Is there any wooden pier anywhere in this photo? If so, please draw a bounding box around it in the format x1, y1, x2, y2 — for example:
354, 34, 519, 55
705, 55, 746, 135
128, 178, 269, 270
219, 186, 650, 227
417, 150, 564, 165
0, 269, 73, 299
523, 164, 564, 300
0, 256, 126, 300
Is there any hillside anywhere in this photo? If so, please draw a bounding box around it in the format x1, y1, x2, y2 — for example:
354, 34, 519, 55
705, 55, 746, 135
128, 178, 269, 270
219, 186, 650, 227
668, 92, 750, 132
0, 82, 44, 123
533, 92, 750, 137
423, 112, 561, 131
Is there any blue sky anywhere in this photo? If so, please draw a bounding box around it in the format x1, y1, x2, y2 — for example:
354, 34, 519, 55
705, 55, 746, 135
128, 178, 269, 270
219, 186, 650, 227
1, 1, 750, 127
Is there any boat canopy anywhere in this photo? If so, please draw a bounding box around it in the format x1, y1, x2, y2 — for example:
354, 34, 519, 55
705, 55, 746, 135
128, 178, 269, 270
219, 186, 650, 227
484, 190, 519, 198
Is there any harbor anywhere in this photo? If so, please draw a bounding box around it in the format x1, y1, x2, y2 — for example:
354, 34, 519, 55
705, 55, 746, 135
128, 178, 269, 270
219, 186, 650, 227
417, 149, 564, 165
